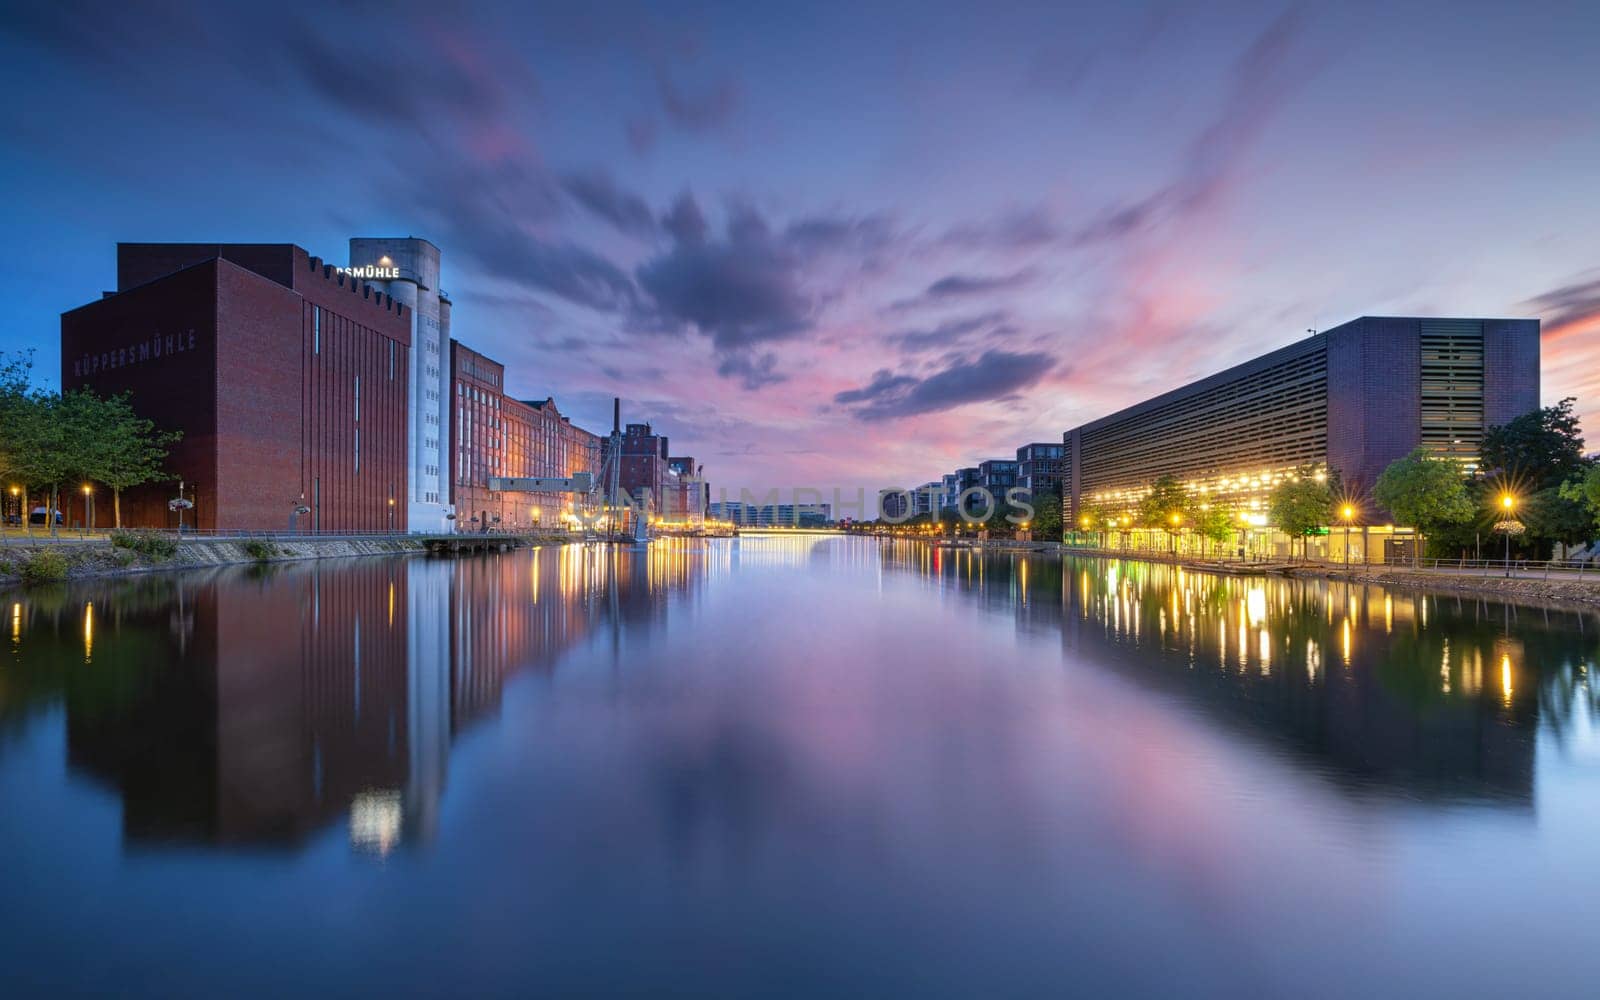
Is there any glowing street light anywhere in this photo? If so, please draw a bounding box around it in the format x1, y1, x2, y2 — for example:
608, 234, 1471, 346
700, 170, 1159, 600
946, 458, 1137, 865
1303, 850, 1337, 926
1497, 493, 1520, 577
1340, 503, 1356, 568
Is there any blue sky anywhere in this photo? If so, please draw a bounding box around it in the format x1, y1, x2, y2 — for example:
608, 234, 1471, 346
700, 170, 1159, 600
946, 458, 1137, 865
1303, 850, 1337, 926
4, 0, 1598, 493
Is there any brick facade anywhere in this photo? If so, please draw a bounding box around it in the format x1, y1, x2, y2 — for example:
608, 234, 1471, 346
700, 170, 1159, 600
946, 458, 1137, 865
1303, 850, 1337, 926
448, 341, 601, 531
61, 243, 410, 532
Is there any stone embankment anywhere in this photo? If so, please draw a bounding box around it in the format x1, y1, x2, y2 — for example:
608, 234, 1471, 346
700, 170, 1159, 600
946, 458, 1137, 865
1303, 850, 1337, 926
1298, 564, 1600, 609
0, 532, 579, 587
926, 538, 1600, 608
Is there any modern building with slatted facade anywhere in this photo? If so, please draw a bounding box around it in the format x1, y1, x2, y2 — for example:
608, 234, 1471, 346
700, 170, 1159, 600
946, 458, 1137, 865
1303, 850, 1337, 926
1063, 316, 1539, 521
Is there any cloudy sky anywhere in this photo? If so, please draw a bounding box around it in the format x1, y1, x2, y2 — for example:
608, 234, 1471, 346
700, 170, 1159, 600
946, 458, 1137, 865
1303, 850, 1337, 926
4, 0, 1598, 497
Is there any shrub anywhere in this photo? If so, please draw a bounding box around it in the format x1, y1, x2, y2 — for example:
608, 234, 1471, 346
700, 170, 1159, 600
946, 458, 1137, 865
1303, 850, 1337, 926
243, 539, 279, 561
19, 549, 69, 584
110, 528, 178, 560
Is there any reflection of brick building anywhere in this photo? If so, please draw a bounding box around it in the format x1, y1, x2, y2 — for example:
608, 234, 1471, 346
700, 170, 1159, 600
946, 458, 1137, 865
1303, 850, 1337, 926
66, 560, 412, 844
618, 422, 669, 513
60, 243, 411, 532
448, 341, 601, 532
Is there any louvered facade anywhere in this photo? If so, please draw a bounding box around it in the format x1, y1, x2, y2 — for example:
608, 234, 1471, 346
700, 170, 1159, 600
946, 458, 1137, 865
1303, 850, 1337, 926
1063, 317, 1539, 520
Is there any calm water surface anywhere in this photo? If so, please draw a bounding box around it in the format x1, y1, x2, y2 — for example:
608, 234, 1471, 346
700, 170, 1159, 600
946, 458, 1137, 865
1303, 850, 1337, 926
2, 537, 1598, 997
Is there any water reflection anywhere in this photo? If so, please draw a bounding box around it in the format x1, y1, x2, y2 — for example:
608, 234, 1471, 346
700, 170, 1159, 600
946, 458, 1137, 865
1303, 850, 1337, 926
3, 538, 1600, 996
884, 540, 1600, 805
0, 541, 717, 852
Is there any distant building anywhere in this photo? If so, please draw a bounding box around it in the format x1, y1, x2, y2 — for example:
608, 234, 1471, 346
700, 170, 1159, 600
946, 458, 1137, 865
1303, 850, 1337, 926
979, 459, 1019, 494
941, 473, 961, 511
449, 341, 601, 532
912, 481, 941, 517
709, 502, 831, 527
1016, 443, 1065, 501
663, 456, 709, 525
618, 422, 669, 515
61, 243, 411, 532
954, 467, 983, 516
880, 489, 910, 521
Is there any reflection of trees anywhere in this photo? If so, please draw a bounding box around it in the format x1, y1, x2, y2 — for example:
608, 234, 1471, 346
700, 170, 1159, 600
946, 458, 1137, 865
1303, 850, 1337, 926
892, 546, 1598, 805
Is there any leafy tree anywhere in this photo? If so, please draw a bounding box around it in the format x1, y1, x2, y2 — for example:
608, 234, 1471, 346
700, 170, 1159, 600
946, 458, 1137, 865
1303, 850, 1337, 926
0, 354, 179, 534
1135, 475, 1194, 529
1559, 466, 1600, 533
76, 392, 180, 528
1030, 490, 1063, 540
1267, 471, 1332, 559
1373, 448, 1476, 566
7, 390, 73, 537
1522, 485, 1594, 554
1480, 397, 1588, 491
1193, 503, 1237, 556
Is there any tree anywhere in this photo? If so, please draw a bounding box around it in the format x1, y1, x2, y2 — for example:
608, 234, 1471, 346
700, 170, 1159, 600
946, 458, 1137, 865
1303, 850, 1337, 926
1030, 490, 1063, 540
1267, 471, 1332, 560
7, 390, 74, 537
1192, 504, 1237, 557
1135, 475, 1194, 528
1559, 466, 1600, 533
0, 351, 35, 514
1373, 448, 1476, 566
1521, 485, 1593, 555
1480, 397, 1588, 491
76, 392, 181, 529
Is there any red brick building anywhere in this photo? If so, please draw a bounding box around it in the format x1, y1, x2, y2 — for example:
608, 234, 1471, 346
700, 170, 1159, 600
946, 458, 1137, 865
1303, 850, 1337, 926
61, 244, 411, 532
449, 341, 601, 532
618, 422, 669, 514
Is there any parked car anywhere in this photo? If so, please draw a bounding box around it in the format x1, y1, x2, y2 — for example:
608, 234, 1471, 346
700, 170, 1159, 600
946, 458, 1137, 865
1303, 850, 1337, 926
29, 506, 63, 525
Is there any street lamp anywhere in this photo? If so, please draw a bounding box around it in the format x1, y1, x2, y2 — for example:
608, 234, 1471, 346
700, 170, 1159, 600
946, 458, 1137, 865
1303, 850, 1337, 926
1497, 493, 1519, 578
1340, 504, 1355, 568
1168, 511, 1182, 555
82, 483, 93, 535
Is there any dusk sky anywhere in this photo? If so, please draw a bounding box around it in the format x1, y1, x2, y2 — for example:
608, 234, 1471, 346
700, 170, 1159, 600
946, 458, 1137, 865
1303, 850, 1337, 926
4, 0, 1598, 498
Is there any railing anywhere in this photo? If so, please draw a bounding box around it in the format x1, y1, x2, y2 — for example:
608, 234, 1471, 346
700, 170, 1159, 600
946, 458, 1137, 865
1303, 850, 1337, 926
1403, 556, 1597, 580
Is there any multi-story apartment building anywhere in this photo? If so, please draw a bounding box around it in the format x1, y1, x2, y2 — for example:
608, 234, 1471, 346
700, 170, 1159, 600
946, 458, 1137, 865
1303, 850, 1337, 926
1016, 443, 1065, 500
941, 473, 961, 512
